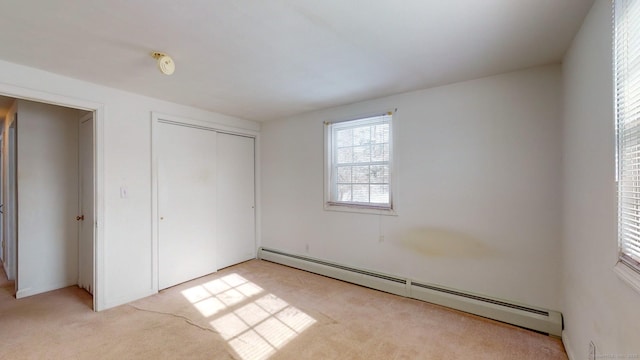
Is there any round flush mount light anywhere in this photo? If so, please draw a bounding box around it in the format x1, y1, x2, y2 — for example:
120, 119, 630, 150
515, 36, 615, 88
151, 52, 175, 75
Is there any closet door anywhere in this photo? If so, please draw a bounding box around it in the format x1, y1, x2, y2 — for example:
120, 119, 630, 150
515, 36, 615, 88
157, 122, 217, 290
216, 133, 255, 269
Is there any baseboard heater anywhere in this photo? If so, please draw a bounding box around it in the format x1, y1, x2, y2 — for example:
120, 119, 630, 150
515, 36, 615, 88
258, 247, 562, 337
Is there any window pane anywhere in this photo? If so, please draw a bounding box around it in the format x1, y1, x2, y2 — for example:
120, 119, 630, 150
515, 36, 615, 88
370, 185, 389, 203
337, 166, 352, 183
337, 147, 353, 164
353, 126, 371, 145
616, 0, 640, 270
353, 185, 369, 202
336, 129, 353, 147
372, 124, 389, 144
371, 144, 389, 162
370, 165, 389, 184
353, 145, 371, 163
327, 114, 392, 209
353, 166, 369, 183
337, 184, 352, 202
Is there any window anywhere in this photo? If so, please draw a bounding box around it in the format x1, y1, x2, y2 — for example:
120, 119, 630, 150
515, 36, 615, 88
324, 112, 395, 213
616, 0, 640, 274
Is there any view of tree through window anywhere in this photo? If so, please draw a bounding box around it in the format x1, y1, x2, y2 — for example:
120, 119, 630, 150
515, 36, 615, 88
327, 114, 392, 208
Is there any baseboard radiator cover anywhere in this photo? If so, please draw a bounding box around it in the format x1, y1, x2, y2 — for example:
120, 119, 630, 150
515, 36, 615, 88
259, 247, 407, 296
258, 247, 562, 337
409, 281, 562, 337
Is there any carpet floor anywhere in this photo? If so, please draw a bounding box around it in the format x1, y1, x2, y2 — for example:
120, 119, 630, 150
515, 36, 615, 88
0, 259, 567, 359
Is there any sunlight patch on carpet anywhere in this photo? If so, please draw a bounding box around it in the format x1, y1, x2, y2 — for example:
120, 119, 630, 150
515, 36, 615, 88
182, 273, 316, 360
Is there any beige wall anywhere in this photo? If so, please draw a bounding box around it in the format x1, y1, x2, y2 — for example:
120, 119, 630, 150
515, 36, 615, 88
561, 1, 640, 358
261, 64, 563, 310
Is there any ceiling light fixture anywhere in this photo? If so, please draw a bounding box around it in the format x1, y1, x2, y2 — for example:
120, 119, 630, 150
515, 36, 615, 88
151, 52, 175, 75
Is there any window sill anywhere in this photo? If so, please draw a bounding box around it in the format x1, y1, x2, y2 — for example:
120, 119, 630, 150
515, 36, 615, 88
613, 261, 640, 296
324, 203, 397, 216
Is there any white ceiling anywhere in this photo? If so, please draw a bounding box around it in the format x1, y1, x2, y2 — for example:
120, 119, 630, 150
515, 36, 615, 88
0, 0, 594, 122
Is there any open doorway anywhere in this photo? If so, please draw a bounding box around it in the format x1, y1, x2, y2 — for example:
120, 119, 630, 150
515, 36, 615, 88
0, 95, 96, 309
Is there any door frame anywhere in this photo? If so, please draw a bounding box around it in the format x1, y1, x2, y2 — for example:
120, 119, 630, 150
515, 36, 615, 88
0, 84, 105, 311
150, 112, 258, 292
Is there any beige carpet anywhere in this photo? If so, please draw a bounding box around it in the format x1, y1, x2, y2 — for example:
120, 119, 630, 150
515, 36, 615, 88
0, 259, 567, 359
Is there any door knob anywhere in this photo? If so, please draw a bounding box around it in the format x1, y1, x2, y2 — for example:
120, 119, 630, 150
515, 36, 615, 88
76, 215, 84, 221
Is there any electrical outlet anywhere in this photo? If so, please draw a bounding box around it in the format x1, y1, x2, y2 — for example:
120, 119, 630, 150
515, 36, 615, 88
588, 341, 596, 360
379, 235, 384, 243
305, 244, 309, 253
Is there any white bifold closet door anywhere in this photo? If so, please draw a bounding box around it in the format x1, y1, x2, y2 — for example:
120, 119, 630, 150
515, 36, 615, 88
216, 133, 255, 269
157, 122, 218, 290
157, 122, 255, 290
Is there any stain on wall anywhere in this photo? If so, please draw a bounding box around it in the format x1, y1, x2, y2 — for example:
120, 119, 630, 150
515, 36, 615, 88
400, 228, 495, 258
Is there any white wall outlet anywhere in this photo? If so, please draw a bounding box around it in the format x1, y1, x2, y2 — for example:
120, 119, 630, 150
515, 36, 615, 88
379, 235, 384, 243
588, 341, 596, 360
305, 244, 309, 253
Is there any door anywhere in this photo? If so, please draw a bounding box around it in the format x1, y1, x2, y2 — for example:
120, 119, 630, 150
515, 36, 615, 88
216, 133, 255, 269
0, 136, 3, 264
15, 101, 80, 299
78, 113, 94, 294
157, 121, 218, 290
5, 120, 16, 282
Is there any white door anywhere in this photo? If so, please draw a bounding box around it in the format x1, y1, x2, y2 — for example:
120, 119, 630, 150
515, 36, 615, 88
78, 113, 94, 294
157, 122, 218, 290
0, 136, 3, 264
15, 101, 79, 299
216, 133, 255, 269
5, 121, 16, 282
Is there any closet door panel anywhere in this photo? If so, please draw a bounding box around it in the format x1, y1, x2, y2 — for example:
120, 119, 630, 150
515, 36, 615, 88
158, 122, 217, 289
217, 133, 255, 269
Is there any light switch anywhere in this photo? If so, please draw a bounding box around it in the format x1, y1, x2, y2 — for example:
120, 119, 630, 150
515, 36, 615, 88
120, 186, 128, 199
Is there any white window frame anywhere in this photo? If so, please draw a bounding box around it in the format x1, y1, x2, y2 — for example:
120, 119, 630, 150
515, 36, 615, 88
324, 111, 398, 215
615, 0, 640, 292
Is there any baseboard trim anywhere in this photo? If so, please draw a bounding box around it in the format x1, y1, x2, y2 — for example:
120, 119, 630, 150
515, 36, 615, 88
16, 280, 76, 299
259, 247, 562, 336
